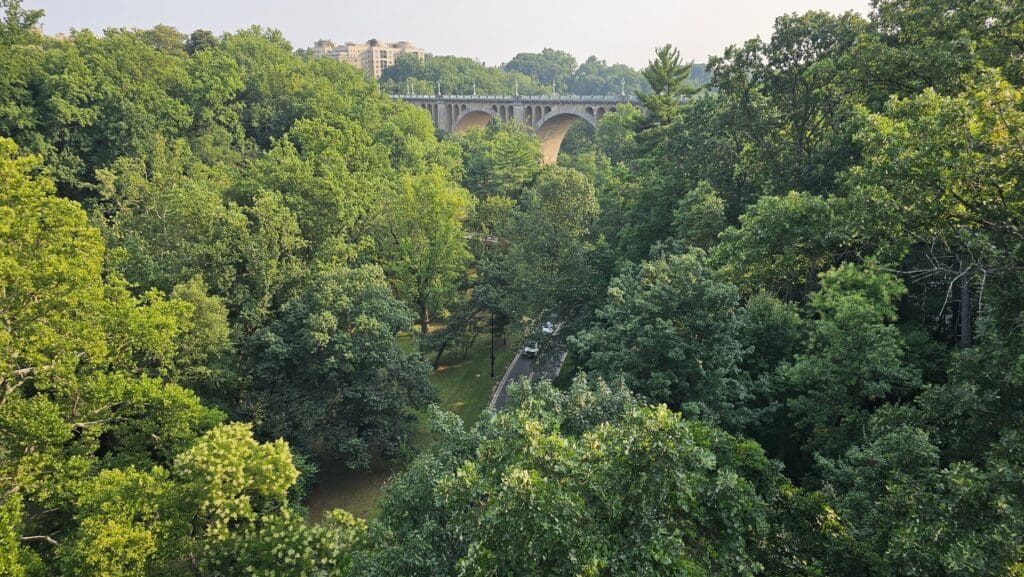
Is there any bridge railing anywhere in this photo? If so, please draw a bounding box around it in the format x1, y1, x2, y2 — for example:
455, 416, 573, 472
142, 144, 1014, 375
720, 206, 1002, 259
394, 94, 641, 104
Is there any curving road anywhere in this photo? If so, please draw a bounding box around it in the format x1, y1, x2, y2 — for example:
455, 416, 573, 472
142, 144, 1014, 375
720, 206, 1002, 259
489, 344, 567, 411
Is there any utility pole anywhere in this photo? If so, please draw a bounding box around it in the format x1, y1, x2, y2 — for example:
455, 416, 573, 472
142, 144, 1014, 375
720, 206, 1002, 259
490, 312, 496, 378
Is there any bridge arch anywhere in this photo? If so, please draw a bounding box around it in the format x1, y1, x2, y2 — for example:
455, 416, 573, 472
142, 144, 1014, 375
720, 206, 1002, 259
452, 109, 495, 133
405, 96, 635, 163
535, 110, 597, 164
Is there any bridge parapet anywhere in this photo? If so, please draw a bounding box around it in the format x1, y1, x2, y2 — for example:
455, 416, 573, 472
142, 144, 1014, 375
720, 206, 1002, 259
397, 94, 641, 104
396, 94, 639, 163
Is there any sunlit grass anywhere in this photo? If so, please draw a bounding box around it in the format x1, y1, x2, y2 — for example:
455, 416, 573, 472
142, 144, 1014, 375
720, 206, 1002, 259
431, 333, 514, 424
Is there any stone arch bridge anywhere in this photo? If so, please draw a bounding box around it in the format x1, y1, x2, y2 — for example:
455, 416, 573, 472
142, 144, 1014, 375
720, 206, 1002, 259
397, 95, 640, 164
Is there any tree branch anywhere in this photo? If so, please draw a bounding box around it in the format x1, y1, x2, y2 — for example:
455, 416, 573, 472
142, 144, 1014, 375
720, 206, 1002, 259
20, 534, 59, 546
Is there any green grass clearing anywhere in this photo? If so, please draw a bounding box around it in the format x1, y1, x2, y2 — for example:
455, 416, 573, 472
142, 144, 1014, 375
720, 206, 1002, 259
430, 333, 514, 425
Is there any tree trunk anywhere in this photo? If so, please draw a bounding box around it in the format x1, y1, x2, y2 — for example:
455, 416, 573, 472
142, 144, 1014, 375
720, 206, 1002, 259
958, 270, 972, 349
420, 303, 430, 335
461, 332, 479, 361
432, 340, 448, 369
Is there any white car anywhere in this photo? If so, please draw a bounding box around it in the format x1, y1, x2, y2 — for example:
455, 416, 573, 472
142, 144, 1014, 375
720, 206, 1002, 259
522, 343, 539, 358
542, 321, 555, 336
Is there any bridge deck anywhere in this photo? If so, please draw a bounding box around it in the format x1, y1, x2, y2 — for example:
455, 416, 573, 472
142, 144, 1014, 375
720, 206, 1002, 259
396, 94, 640, 104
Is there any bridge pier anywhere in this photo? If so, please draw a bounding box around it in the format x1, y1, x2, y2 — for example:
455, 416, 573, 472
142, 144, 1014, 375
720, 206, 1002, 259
398, 95, 638, 164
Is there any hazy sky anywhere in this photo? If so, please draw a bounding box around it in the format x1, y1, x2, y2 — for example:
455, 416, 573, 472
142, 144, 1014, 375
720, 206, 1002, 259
29, 0, 873, 68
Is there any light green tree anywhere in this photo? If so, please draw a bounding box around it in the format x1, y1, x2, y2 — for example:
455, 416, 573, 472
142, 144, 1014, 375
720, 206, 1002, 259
0, 137, 223, 574
378, 167, 474, 334
356, 377, 839, 577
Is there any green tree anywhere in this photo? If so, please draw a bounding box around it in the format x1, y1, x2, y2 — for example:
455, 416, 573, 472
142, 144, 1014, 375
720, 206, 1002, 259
98, 138, 307, 329
0, 137, 224, 572
571, 251, 748, 425
776, 264, 921, 462
498, 166, 603, 323
670, 180, 727, 250
50, 422, 362, 577
245, 265, 433, 467
713, 191, 845, 300
568, 55, 649, 96
820, 424, 1024, 576
637, 44, 697, 128
503, 49, 577, 92
594, 103, 643, 164
378, 167, 474, 334
851, 71, 1024, 347
185, 29, 217, 54
851, 0, 1024, 99
457, 121, 542, 200
0, 0, 41, 43
168, 276, 236, 404
0, 0, 45, 156
357, 378, 839, 577
707, 11, 868, 199
381, 53, 550, 96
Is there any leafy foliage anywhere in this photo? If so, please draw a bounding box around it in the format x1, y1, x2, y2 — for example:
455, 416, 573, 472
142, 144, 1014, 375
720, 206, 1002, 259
5, 0, 1024, 574
572, 251, 747, 424
637, 44, 698, 127
357, 378, 838, 577
246, 265, 434, 466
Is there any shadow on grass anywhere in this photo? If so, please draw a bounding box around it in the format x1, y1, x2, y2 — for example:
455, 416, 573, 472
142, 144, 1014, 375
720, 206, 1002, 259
305, 459, 393, 522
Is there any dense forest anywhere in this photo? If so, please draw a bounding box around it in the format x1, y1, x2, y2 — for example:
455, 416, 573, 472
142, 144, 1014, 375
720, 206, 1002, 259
2, 0, 1024, 575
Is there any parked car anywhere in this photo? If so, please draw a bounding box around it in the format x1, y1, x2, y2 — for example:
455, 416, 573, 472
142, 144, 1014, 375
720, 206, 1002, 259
522, 342, 539, 358
542, 321, 555, 336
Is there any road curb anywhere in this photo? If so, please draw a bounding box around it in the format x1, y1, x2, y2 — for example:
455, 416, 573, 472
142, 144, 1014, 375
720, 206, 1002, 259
487, 350, 523, 410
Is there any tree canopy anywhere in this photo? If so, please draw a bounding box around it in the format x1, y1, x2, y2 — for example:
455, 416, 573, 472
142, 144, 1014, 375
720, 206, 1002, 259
4, 0, 1024, 574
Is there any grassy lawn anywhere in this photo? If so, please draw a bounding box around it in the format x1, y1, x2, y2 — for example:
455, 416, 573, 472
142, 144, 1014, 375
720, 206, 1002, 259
430, 333, 514, 425
305, 329, 513, 521
305, 460, 393, 521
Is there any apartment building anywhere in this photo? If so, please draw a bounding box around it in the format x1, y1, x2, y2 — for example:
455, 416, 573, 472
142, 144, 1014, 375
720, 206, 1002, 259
313, 39, 425, 78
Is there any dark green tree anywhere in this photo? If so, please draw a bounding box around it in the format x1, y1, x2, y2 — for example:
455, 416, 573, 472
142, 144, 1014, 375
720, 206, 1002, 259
503, 48, 577, 92
776, 264, 922, 462
184, 28, 217, 54
245, 265, 434, 467
571, 251, 748, 425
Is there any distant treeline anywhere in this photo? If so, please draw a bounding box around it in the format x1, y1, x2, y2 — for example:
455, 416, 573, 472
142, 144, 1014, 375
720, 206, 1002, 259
375, 47, 708, 95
